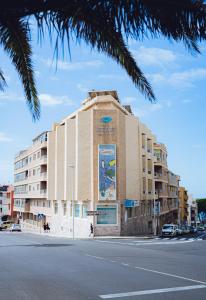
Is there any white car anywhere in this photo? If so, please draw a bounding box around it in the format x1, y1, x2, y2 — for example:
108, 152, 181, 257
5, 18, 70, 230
162, 224, 178, 237
9, 224, 21, 232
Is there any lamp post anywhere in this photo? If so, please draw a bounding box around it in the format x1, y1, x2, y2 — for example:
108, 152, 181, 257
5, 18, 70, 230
68, 165, 75, 240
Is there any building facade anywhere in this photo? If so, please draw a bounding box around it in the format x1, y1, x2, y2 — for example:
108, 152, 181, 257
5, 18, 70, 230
14, 90, 180, 237
179, 187, 189, 224
0, 185, 14, 220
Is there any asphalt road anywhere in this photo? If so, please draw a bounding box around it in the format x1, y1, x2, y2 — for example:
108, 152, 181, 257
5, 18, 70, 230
0, 232, 206, 300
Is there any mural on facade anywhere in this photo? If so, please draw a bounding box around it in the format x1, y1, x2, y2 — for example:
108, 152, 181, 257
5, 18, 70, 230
98, 144, 116, 200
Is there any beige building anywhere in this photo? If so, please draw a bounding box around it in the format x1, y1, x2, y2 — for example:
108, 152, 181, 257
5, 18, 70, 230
179, 186, 189, 224
14, 90, 180, 237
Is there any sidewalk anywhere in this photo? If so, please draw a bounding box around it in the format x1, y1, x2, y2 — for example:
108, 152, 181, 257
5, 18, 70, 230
94, 235, 154, 240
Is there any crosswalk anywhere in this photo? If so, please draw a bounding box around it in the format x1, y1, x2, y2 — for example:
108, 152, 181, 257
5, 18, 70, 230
155, 236, 203, 241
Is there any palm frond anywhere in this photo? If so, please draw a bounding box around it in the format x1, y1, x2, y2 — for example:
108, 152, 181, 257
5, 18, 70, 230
0, 69, 7, 91
0, 18, 40, 120
33, 6, 155, 101
1, 0, 206, 114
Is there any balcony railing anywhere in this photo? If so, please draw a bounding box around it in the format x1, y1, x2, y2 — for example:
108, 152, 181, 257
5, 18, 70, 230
40, 189, 47, 195
155, 190, 168, 198
154, 173, 168, 181
40, 172, 47, 180
14, 191, 28, 195
40, 155, 47, 163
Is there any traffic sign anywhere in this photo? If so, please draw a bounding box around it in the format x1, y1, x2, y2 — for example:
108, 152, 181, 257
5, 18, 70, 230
86, 210, 107, 216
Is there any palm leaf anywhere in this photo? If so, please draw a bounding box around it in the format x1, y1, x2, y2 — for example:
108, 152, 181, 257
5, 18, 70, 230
0, 18, 40, 120
0, 69, 7, 91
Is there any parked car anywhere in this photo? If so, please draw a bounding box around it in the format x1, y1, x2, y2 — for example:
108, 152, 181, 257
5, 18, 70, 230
9, 224, 21, 232
0, 221, 13, 231
162, 224, 178, 237
180, 225, 190, 234
176, 227, 183, 235
189, 226, 197, 233
197, 225, 205, 232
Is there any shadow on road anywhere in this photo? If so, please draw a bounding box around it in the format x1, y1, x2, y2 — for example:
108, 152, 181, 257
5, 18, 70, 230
0, 243, 73, 248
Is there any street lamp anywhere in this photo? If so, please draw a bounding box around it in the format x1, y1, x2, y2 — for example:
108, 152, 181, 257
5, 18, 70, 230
68, 164, 75, 240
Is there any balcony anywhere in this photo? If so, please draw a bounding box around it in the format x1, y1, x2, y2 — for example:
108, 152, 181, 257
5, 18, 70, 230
40, 189, 47, 196
13, 201, 30, 213
154, 172, 168, 181
40, 172, 47, 180
155, 190, 168, 198
40, 155, 47, 164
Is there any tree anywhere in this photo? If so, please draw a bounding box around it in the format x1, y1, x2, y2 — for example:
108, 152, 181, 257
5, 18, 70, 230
1, 0, 206, 120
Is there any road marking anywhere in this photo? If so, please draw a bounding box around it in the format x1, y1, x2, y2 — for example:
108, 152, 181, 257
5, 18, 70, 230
85, 254, 104, 260
86, 253, 206, 287
121, 263, 130, 267
133, 266, 206, 285
95, 240, 194, 246
99, 285, 206, 299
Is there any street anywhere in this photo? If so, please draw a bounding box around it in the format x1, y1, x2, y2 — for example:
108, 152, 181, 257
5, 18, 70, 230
0, 232, 206, 300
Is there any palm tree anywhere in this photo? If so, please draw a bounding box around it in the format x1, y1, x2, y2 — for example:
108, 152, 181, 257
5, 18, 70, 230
1, 0, 206, 120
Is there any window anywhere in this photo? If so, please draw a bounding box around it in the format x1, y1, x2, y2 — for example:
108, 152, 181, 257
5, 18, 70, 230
82, 204, 88, 218
37, 184, 39, 190
33, 154, 36, 160
62, 201, 67, 216
33, 169, 36, 176
29, 185, 31, 191
37, 152, 40, 158
127, 207, 132, 218
74, 204, 80, 217
54, 201, 58, 214
96, 205, 117, 225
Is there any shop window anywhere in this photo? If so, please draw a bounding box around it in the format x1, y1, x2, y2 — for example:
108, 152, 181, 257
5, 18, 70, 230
74, 204, 80, 217
96, 205, 117, 225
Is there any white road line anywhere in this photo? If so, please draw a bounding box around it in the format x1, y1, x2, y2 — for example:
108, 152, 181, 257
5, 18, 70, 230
86, 253, 206, 288
96, 240, 194, 246
86, 254, 104, 260
121, 263, 130, 267
133, 266, 206, 285
99, 285, 206, 299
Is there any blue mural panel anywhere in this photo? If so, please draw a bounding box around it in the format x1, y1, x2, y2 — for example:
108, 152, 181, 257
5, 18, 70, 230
98, 144, 116, 200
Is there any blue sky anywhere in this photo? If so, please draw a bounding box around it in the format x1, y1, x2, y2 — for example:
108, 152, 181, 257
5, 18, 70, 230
0, 30, 205, 198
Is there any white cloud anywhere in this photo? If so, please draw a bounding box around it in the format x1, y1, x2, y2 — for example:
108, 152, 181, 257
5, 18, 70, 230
148, 67, 206, 89
49, 76, 59, 81
39, 93, 75, 107
0, 132, 13, 142
98, 74, 126, 80
192, 144, 206, 149
169, 68, 206, 87
133, 103, 163, 118
133, 46, 176, 67
0, 92, 24, 102
123, 97, 137, 104
76, 84, 89, 93
43, 58, 103, 71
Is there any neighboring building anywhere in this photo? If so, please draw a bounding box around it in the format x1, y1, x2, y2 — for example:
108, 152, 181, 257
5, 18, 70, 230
179, 187, 189, 224
196, 198, 206, 224
14, 90, 180, 237
6, 185, 15, 219
0, 185, 15, 220
153, 144, 179, 233
14, 132, 51, 231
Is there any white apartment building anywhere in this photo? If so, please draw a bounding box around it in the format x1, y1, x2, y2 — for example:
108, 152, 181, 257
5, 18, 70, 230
14, 90, 180, 237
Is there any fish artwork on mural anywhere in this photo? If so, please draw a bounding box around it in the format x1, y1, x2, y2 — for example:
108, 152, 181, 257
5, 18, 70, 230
108, 159, 115, 167
101, 160, 105, 169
